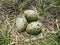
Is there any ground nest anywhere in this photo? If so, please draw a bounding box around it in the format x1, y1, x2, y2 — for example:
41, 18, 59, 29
0, 0, 60, 45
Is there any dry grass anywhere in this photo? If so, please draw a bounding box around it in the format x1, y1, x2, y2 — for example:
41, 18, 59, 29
0, 0, 60, 45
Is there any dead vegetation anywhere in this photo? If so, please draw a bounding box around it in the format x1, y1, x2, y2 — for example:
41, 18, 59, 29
0, 0, 60, 45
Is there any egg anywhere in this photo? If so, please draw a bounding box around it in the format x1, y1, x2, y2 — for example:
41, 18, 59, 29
16, 15, 27, 32
24, 10, 39, 21
26, 21, 42, 35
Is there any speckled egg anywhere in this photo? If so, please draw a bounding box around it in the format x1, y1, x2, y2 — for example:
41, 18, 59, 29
24, 10, 39, 21
26, 21, 42, 35
16, 15, 27, 32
